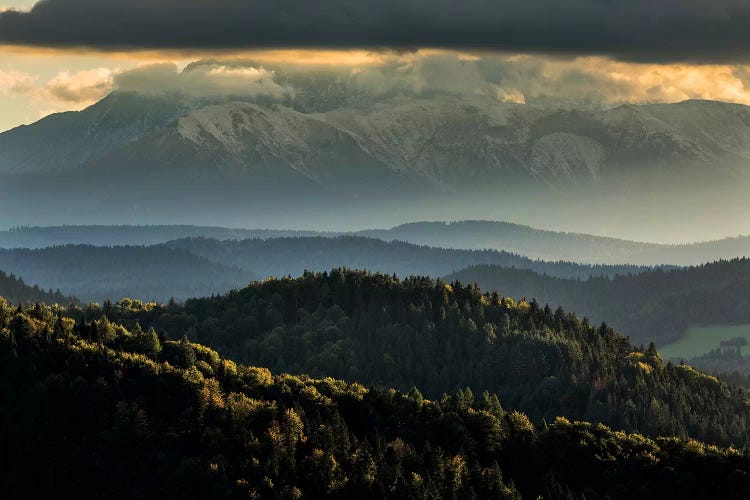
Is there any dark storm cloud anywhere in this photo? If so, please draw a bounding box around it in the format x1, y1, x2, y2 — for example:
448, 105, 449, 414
1, 0, 750, 63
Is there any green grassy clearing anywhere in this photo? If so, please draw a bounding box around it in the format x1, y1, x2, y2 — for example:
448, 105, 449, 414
659, 324, 750, 360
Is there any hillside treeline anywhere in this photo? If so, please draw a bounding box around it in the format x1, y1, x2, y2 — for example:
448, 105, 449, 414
81, 269, 750, 448
2, 299, 749, 499
447, 259, 750, 345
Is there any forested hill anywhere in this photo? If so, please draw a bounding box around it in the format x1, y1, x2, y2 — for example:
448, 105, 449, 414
2, 299, 749, 499
0, 245, 256, 302
163, 236, 650, 280
0, 237, 648, 303
84, 269, 750, 448
0, 269, 70, 305
446, 259, 750, 346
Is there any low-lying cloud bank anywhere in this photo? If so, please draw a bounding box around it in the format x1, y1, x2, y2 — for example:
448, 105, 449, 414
0, 62, 292, 121
5, 53, 750, 118
2, 0, 750, 63
114, 63, 293, 100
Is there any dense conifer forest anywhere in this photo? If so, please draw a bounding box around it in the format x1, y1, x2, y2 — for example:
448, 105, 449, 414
0, 269, 70, 304
447, 259, 750, 346
688, 349, 750, 380
79, 269, 750, 448
2, 298, 749, 499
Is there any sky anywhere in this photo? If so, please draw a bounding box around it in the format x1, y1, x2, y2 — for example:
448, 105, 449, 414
2, 0, 750, 131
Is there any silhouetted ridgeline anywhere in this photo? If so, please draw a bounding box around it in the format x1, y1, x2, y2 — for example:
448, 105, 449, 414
0, 224, 322, 249
7, 221, 750, 265
0, 237, 651, 303
0, 245, 256, 302
163, 236, 650, 280
359, 220, 750, 265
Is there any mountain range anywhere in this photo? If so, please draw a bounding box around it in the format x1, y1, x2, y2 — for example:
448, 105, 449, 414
0, 236, 646, 302
4, 92, 750, 186
5, 221, 750, 265
3, 90, 750, 232
360, 221, 750, 265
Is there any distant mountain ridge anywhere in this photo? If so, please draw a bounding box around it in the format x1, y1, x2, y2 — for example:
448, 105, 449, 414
358, 220, 750, 265
0, 92, 189, 174
162, 235, 646, 280
0, 90, 750, 230
2, 93, 750, 231
0, 225, 324, 249
0, 245, 255, 302
4, 221, 750, 265
0, 235, 649, 302
3, 94, 750, 188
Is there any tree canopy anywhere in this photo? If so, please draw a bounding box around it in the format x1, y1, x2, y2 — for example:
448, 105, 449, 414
2, 297, 749, 499
80, 269, 750, 448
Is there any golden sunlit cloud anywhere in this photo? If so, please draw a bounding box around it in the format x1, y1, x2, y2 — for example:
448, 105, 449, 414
0, 45, 392, 67
0, 69, 36, 95
3, 47, 750, 132
5, 67, 116, 117
501, 55, 750, 107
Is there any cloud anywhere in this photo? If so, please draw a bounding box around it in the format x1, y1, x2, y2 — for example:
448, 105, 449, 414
0, 60, 292, 130
114, 63, 293, 99
503, 57, 750, 108
0, 69, 36, 95
735, 66, 750, 88
281, 52, 750, 109
349, 54, 497, 97
5, 53, 750, 134
0, 67, 114, 123
43, 68, 114, 103
2, 61, 292, 106
2, 0, 750, 63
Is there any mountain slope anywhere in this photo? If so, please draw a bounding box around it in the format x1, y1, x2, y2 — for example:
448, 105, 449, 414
4, 94, 750, 188
0, 92, 189, 175
598, 100, 750, 163
175, 102, 402, 189
3, 94, 750, 231
94, 269, 750, 448
4, 300, 749, 498
316, 97, 750, 186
